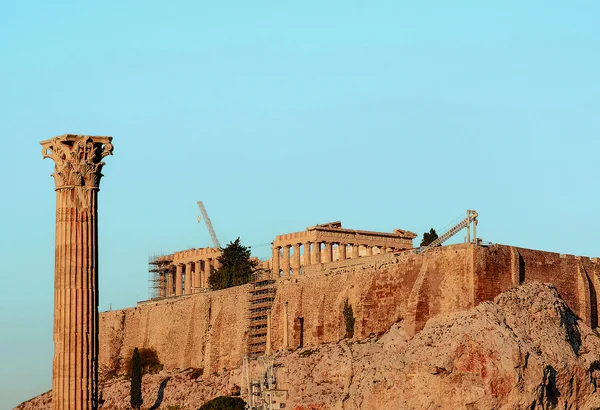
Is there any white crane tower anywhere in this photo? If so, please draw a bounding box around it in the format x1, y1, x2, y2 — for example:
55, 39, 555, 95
197, 201, 221, 248
417, 210, 478, 254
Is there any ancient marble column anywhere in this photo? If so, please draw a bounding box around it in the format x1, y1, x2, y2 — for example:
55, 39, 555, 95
175, 264, 183, 296
338, 243, 347, 261
272, 246, 280, 277
366, 246, 373, 257
282, 245, 291, 277
352, 244, 360, 259
313, 242, 321, 264
204, 258, 212, 287
41, 135, 113, 410
324, 242, 333, 263
293, 243, 301, 275
194, 261, 202, 292
304, 242, 311, 265
184, 262, 192, 294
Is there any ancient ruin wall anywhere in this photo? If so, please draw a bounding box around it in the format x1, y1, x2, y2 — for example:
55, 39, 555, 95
270, 244, 475, 351
473, 245, 600, 328
99, 243, 600, 376
99, 284, 250, 376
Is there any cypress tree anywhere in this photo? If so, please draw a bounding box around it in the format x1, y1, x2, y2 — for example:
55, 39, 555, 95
130, 347, 143, 410
209, 238, 257, 290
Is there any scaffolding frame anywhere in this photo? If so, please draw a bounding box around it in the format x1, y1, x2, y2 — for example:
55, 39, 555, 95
148, 253, 174, 299
248, 270, 276, 358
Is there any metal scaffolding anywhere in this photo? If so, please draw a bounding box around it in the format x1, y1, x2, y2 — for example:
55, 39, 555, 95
148, 253, 174, 299
248, 270, 276, 358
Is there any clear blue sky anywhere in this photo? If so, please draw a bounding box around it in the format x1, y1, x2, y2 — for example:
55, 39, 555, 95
1, 1, 599, 408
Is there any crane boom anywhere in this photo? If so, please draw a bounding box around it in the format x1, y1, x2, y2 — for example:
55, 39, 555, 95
418, 210, 478, 254
197, 201, 221, 248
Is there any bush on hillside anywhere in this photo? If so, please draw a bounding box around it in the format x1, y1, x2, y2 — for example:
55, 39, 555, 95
125, 347, 163, 377
198, 396, 246, 410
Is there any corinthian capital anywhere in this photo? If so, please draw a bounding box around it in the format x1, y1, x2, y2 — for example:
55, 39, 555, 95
40, 134, 114, 190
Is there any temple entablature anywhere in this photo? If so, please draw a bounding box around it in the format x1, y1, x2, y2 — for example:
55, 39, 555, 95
172, 247, 222, 264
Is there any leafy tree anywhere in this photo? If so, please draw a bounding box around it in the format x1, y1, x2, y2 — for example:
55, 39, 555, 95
198, 396, 246, 410
209, 238, 258, 290
420, 228, 439, 247
343, 298, 355, 338
130, 348, 143, 410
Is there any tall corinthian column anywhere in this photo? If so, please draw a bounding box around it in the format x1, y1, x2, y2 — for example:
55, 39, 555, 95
41, 135, 114, 410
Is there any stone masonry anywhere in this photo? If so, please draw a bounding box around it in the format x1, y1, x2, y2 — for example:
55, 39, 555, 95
101, 242, 600, 380
42, 135, 113, 410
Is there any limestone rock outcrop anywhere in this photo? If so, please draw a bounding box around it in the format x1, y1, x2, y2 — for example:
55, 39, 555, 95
16, 283, 600, 410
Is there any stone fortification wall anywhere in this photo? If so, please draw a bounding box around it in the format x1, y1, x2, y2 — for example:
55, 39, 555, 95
472, 245, 600, 328
270, 244, 475, 352
99, 284, 250, 376
99, 243, 600, 377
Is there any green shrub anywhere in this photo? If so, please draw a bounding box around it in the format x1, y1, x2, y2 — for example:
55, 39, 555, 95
343, 298, 355, 338
198, 396, 246, 410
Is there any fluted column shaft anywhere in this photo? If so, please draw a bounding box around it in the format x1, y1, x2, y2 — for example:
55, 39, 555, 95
313, 242, 321, 264
54, 188, 98, 410
272, 246, 280, 277
184, 262, 192, 294
293, 244, 301, 275
282, 245, 291, 277
175, 264, 183, 296
352, 244, 360, 259
338, 243, 346, 261
42, 135, 113, 410
204, 259, 212, 288
366, 246, 373, 256
324, 242, 333, 263
303, 242, 311, 266
194, 261, 202, 292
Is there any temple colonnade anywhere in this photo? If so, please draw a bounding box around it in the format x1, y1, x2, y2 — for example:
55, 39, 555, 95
271, 242, 397, 277
270, 221, 417, 278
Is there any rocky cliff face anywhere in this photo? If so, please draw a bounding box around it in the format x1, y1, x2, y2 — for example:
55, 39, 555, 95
16, 283, 600, 410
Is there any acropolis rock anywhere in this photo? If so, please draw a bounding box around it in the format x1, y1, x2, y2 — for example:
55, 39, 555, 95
16, 283, 600, 409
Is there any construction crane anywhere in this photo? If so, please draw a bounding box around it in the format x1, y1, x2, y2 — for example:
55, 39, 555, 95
417, 210, 478, 254
197, 201, 221, 249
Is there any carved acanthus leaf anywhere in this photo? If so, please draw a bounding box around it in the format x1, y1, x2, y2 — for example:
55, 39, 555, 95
41, 135, 113, 191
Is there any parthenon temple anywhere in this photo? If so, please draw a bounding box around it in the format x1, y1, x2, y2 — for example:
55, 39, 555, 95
149, 221, 416, 299
271, 221, 416, 277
